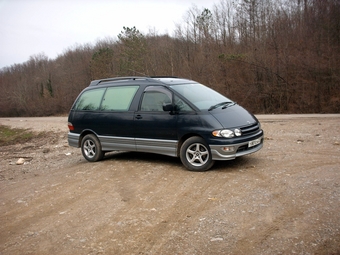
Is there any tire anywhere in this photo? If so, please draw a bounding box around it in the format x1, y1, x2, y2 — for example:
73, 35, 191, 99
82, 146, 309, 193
180, 136, 214, 171
81, 134, 104, 162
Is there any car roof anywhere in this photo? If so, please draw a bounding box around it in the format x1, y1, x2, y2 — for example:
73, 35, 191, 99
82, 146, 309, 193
89, 76, 195, 87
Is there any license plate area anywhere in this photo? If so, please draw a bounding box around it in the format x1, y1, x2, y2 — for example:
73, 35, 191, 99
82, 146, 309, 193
248, 138, 261, 148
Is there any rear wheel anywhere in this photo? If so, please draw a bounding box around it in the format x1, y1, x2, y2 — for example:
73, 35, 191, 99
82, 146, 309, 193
180, 136, 214, 171
81, 134, 104, 162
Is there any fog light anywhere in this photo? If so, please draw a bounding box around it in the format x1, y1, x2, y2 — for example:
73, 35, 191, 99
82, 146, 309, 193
222, 146, 235, 152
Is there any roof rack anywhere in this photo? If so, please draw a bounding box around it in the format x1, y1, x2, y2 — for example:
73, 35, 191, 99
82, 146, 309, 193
89, 76, 182, 87
89, 76, 150, 86
149, 76, 179, 79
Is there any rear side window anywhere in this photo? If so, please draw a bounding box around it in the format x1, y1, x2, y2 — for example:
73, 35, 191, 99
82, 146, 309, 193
74, 88, 106, 111
101, 86, 139, 111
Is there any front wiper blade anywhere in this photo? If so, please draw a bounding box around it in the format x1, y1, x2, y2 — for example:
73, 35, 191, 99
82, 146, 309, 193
208, 101, 233, 111
221, 102, 235, 109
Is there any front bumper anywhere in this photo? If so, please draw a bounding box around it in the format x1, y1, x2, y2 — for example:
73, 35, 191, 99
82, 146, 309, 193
209, 135, 264, 160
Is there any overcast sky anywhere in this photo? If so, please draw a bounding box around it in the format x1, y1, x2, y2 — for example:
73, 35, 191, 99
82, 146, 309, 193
0, 0, 214, 69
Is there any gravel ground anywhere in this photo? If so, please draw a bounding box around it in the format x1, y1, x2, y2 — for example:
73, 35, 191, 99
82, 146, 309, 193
0, 115, 339, 255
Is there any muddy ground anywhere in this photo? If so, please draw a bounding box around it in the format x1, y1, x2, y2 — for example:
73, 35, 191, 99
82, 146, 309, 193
0, 115, 339, 255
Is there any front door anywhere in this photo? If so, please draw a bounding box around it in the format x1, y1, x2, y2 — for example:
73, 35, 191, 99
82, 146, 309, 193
133, 86, 178, 157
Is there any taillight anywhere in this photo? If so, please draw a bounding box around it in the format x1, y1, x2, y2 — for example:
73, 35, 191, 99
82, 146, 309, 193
68, 122, 74, 131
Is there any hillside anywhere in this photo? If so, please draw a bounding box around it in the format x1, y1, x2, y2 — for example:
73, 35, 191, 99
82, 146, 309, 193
0, 0, 339, 116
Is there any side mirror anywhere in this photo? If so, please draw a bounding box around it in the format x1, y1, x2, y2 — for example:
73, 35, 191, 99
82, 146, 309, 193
162, 103, 174, 112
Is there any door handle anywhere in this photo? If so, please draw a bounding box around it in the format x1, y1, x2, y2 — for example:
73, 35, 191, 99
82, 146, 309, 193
135, 115, 142, 119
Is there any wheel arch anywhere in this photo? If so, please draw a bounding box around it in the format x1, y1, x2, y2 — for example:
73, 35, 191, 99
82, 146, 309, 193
78, 130, 98, 147
177, 133, 206, 157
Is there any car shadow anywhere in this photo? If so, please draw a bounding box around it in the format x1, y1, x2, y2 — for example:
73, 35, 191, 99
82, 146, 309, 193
213, 156, 262, 172
103, 151, 182, 166
102, 151, 261, 172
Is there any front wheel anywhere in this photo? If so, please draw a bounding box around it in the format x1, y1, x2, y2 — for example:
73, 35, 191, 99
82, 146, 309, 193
81, 134, 104, 162
180, 136, 214, 171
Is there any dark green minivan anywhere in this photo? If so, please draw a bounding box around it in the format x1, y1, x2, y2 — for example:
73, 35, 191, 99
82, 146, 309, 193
68, 77, 263, 171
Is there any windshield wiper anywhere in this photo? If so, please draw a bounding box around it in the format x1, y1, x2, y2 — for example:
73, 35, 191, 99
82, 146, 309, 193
208, 101, 233, 111
222, 102, 235, 109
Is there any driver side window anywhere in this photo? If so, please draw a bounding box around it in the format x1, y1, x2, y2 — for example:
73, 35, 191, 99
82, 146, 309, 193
140, 86, 193, 112
141, 91, 171, 111
140, 86, 172, 112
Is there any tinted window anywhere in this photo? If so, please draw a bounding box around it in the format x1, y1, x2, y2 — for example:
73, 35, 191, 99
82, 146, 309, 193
141, 91, 171, 111
140, 86, 172, 111
75, 88, 106, 111
101, 86, 139, 111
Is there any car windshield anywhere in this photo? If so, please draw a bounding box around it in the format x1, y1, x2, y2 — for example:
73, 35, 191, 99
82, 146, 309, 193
170, 83, 233, 110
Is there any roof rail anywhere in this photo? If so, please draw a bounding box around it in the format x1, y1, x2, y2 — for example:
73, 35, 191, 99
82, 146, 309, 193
89, 76, 150, 86
149, 76, 179, 79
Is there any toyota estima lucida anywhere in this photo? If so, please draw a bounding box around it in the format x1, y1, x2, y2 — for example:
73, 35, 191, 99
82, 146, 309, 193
68, 76, 263, 171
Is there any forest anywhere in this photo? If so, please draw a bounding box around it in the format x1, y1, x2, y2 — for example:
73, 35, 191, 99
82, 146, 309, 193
0, 0, 339, 117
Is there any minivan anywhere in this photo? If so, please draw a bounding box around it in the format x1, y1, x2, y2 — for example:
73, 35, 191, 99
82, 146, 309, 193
68, 76, 263, 171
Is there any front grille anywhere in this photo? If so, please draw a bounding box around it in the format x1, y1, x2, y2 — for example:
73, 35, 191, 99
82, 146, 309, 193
240, 123, 260, 136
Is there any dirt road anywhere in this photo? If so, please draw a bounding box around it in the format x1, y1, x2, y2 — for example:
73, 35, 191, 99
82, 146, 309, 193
0, 115, 339, 254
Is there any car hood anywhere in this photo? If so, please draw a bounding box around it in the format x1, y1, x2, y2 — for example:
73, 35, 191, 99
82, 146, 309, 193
209, 104, 257, 128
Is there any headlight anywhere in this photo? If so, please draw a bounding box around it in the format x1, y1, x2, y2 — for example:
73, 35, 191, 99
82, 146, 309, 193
234, 128, 242, 136
212, 129, 234, 138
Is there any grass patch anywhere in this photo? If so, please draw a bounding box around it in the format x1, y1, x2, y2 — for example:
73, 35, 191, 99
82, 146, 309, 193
0, 125, 35, 146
